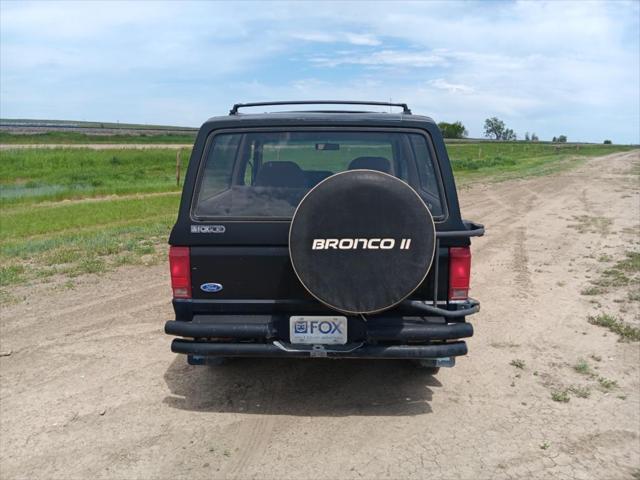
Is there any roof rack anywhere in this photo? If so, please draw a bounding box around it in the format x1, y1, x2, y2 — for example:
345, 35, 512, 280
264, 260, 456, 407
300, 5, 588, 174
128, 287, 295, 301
229, 100, 412, 115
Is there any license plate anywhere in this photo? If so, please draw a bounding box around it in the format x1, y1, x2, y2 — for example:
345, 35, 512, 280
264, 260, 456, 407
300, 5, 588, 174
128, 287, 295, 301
289, 316, 348, 345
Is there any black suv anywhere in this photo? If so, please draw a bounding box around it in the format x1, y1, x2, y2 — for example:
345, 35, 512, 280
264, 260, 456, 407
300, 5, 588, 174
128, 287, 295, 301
165, 101, 483, 372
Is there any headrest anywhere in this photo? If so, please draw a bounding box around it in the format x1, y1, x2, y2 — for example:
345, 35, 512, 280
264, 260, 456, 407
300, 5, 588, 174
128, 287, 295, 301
254, 161, 306, 188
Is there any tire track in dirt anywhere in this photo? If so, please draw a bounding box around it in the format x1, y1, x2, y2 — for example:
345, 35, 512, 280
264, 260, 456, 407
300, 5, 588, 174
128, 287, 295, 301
511, 226, 532, 295
222, 377, 282, 480
3, 279, 166, 326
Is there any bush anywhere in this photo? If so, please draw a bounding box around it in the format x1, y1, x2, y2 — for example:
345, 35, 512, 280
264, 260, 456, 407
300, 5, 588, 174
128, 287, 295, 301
438, 121, 468, 139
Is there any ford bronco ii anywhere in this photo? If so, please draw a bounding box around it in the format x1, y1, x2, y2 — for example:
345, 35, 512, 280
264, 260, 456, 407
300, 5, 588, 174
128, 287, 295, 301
165, 101, 483, 372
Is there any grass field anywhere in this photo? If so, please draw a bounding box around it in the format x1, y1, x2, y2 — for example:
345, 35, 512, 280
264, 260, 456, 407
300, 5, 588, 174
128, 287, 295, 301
447, 142, 634, 182
0, 131, 196, 144
0, 146, 189, 300
0, 148, 188, 204
0, 141, 635, 300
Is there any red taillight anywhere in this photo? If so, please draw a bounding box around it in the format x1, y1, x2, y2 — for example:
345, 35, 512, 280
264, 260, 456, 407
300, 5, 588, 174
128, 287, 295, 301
169, 246, 191, 299
449, 246, 471, 301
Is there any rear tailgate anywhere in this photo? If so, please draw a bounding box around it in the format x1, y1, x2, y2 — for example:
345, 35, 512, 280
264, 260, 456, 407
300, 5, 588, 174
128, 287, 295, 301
189, 245, 448, 304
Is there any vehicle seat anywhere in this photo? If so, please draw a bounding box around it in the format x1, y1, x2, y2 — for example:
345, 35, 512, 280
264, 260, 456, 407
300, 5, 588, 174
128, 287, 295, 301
305, 170, 333, 188
254, 161, 307, 188
348, 156, 391, 173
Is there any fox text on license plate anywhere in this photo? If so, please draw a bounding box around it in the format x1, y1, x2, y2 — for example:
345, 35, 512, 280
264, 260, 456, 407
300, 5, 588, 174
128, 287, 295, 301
289, 316, 348, 345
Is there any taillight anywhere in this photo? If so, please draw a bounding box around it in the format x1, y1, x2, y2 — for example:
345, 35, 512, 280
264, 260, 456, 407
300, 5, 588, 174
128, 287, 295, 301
449, 246, 471, 301
169, 246, 191, 299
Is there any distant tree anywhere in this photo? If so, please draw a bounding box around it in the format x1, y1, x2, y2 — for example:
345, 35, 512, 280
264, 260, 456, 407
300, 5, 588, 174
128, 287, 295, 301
557, 135, 567, 143
525, 132, 530, 141
483, 117, 505, 140
503, 128, 517, 141
531, 133, 539, 142
483, 117, 517, 141
603, 139, 612, 144
437, 121, 468, 139
552, 136, 557, 142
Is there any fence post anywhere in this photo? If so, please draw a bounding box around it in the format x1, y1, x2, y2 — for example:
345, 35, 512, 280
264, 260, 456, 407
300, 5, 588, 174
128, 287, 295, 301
176, 149, 182, 186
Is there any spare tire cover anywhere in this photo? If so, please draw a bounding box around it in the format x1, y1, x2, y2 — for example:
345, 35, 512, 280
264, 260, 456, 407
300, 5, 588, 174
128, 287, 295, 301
289, 170, 436, 314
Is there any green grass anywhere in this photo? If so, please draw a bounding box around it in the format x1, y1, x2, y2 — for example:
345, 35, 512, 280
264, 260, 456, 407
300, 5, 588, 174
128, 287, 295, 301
0, 131, 196, 144
583, 251, 640, 293
0, 147, 186, 297
447, 142, 634, 183
1, 194, 179, 241
588, 313, 640, 342
573, 359, 591, 375
568, 385, 591, 398
581, 286, 605, 296
614, 251, 640, 273
567, 215, 612, 235
551, 390, 570, 403
0, 221, 172, 288
0, 148, 190, 205
597, 376, 618, 390
0, 265, 25, 287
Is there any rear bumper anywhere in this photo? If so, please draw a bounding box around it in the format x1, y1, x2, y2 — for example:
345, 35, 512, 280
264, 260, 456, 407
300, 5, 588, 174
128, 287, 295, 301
165, 317, 473, 342
171, 339, 468, 359
165, 305, 475, 360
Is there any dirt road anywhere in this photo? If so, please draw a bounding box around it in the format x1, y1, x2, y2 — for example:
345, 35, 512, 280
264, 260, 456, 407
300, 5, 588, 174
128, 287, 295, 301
1, 151, 639, 480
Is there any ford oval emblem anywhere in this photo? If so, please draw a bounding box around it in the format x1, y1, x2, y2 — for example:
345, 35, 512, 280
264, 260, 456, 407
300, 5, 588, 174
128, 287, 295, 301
200, 282, 223, 293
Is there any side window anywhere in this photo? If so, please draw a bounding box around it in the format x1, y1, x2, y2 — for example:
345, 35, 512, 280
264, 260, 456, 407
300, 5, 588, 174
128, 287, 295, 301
411, 135, 442, 202
198, 134, 240, 201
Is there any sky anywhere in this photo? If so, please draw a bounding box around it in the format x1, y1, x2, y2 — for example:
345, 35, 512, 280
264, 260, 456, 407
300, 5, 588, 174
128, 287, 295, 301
1, 0, 639, 143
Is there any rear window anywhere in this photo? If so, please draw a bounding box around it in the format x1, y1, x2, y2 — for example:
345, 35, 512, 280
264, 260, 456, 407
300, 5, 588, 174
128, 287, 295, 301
192, 130, 445, 220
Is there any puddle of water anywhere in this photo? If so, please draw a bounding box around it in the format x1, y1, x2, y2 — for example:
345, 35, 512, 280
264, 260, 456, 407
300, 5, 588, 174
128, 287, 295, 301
0, 184, 92, 199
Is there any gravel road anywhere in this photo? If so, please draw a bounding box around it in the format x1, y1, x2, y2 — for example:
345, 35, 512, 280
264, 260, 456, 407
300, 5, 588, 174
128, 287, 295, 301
1, 151, 639, 480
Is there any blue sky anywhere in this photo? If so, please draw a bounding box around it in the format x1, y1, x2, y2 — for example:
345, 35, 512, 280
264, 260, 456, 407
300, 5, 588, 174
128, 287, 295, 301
1, 0, 639, 143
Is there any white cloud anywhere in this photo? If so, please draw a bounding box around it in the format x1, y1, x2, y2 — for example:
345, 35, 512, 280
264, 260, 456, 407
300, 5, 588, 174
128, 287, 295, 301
429, 79, 474, 95
291, 31, 380, 46
311, 50, 447, 68
290, 32, 336, 43
343, 33, 380, 46
1, 0, 638, 142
